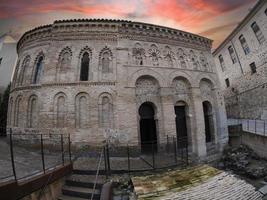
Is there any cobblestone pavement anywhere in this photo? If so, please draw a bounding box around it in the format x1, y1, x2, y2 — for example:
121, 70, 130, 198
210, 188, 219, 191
132, 165, 263, 200
163, 172, 263, 200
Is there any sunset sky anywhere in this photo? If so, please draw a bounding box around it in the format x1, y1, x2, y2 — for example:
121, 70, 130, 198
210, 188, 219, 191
0, 0, 257, 49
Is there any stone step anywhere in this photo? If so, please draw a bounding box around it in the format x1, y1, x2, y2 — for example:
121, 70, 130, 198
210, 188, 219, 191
58, 195, 89, 200
73, 169, 130, 175
67, 174, 106, 184
73, 169, 106, 175
62, 185, 101, 199
66, 179, 103, 189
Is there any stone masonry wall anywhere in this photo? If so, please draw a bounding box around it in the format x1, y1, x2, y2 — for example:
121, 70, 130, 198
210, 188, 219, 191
8, 19, 228, 158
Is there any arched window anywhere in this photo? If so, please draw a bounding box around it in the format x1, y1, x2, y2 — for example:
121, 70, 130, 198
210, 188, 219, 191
102, 52, 110, 73
99, 47, 113, 74
99, 95, 113, 128
33, 56, 44, 84
56, 95, 66, 128
189, 50, 199, 70
80, 52, 89, 81
57, 47, 72, 82
192, 58, 199, 70
18, 57, 30, 85
75, 94, 88, 129
27, 96, 38, 128
164, 46, 174, 67
14, 97, 22, 127
60, 51, 71, 69
13, 60, 20, 88
133, 43, 145, 65
179, 56, 186, 68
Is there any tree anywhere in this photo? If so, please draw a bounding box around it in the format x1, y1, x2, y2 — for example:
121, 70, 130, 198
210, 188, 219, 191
0, 83, 11, 136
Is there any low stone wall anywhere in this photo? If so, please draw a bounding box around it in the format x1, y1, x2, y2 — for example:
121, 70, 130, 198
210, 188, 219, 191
21, 178, 64, 200
228, 125, 267, 159
0, 164, 72, 200
240, 132, 267, 159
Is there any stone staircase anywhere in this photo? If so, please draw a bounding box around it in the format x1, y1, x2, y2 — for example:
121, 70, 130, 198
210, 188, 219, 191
58, 171, 106, 200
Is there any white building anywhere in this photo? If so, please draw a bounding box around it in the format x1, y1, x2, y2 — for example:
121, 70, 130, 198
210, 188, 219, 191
0, 34, 17, 96
213, 0, 267, 119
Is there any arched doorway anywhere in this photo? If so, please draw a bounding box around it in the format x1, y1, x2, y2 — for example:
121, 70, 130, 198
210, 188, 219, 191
139, 102, 157, 153
202, 101, 214, 143
174, 102, 188, 148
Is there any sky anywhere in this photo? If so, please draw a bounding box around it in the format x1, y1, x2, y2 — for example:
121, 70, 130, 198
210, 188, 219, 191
0, 0, 257, 49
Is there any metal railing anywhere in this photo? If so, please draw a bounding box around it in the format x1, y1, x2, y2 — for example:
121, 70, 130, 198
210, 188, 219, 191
103, 135, 189, 176
0, 129, 72, 182
91, 147, 104, 200
228, 118, 267, 137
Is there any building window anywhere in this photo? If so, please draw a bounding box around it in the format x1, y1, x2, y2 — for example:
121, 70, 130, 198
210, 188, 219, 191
265, 8, 267, 16
80, 52, 89, 81
225, 78, 230, 88
251, 22, 265, 44
218, 55, 225, 71
33, 56, 44, 84
0, 58, 2, 66
250, 62, 257, 74
228, 46, 237, 64
239, 35, 250, 55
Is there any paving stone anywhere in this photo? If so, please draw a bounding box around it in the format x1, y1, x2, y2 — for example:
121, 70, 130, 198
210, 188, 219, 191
131, 165, 263, 200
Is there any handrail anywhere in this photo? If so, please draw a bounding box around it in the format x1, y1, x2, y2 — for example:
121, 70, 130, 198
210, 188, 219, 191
91, 147, 104, 200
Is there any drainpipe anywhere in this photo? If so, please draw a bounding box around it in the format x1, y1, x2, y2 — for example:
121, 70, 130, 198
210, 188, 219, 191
230, 39, 244, 74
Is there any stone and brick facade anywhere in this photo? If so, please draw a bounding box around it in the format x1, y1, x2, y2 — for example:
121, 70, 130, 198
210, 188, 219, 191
8, 19, 228, 158
213, 0, 267, 119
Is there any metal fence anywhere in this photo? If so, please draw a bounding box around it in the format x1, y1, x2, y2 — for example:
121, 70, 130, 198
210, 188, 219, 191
228, 118, 267, 137
103, 136, 189, 175
0, 129, 71, 182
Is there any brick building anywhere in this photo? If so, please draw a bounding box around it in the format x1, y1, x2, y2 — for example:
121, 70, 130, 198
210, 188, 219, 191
8, 19, 228, 158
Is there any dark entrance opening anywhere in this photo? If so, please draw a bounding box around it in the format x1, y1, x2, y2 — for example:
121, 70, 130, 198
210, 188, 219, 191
174, 105, 188, 148
139, 102, 157, 153
203, 101, 212, 143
